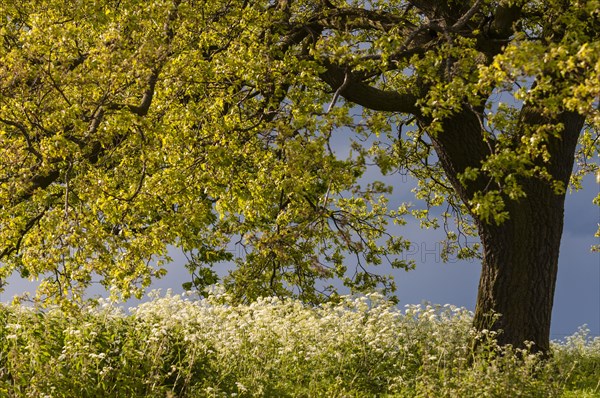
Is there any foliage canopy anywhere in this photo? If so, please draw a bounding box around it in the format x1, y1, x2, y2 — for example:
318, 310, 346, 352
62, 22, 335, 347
0, 0, 598, 305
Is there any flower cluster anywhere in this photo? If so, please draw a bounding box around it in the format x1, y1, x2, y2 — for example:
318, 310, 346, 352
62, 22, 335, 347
0, 289, 597, 397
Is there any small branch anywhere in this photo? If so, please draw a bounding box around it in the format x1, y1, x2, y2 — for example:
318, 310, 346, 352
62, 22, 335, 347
327, 70, 350, 113
87, 107, 105, 136
0, 118, 43, 161
64, 160, 72, 217
450, 0, 484, 32
127, 162, 146, 202
0, 207, 49, 260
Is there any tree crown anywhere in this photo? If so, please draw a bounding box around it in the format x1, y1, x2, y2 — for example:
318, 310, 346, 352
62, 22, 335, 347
0, 0, 598, 305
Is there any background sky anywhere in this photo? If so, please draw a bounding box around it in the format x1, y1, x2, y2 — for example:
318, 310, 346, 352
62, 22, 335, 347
1, 153, 598, 342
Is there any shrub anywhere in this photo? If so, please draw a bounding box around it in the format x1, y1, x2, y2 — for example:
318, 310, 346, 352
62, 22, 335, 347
0, 289, 597, 397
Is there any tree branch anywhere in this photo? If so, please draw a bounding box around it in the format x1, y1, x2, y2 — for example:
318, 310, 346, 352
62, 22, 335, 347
320, 62, 419, 114
0, 118, 43, 161
107, 67, 161, 116
488, 4, 522, 39
316, 7, 417, 32
0, 207, 49, 260
450, 0, 484, 32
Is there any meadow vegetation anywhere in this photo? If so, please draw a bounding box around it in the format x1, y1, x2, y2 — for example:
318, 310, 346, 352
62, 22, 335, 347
0, 289, 598, 397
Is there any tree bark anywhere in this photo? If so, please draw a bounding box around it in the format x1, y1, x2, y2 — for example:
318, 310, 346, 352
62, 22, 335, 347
473, 182, 566, 353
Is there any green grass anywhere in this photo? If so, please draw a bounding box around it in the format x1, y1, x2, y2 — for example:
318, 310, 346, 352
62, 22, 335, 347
0, 290, 598, 397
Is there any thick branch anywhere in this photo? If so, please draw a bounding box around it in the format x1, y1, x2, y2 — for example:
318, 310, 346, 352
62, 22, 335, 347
424, 109, 492, 204
108, 68, 160, 116
315, 7, 417, 32
477, 4, 523, 58
320, 62, 419, 114
488, 4, 522, 39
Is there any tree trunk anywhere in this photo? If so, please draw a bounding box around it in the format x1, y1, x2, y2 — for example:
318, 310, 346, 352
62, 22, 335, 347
472, 112, 585, 353
423, 108, 584, 353
473, 181, 566, 353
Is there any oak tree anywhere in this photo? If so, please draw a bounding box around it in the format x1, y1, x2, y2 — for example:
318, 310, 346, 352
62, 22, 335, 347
0, 0, 598, 352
